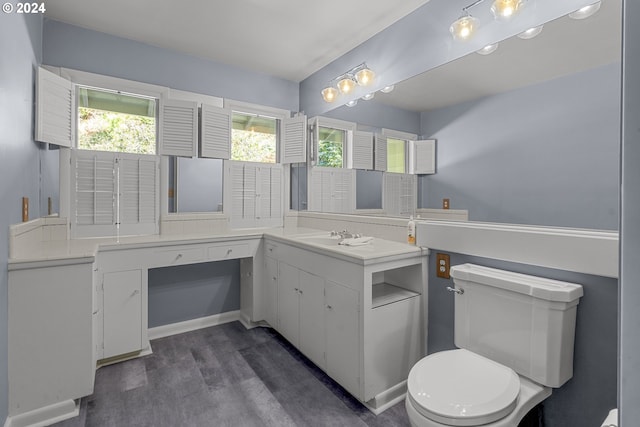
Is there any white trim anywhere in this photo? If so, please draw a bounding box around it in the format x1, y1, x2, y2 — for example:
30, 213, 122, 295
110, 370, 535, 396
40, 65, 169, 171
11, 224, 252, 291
147, 310, 241, 340
416, 220, 619, 278
56, 67, 168, 99
168, 88, 223, 107
381, 128, 417, 141
312, 116, 357, 132
4, 399, 78, 427
223, 99, 289, 120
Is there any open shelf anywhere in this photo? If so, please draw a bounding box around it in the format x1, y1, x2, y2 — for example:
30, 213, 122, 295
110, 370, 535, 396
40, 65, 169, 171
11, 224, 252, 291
372, 282, 420, 308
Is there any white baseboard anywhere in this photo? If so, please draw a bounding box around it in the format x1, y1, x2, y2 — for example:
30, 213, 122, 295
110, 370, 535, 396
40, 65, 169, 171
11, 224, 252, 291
147, 310, 241, 340
4, 400, 78, 427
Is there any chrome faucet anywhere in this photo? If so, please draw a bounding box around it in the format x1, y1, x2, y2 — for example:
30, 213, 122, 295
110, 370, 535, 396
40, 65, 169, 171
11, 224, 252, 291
330, 230, 362, 240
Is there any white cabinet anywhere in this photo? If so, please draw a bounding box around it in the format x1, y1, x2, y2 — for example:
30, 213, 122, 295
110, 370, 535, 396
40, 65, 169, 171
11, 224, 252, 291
298, 270, 326, 369
8, 260, 95, 418
264, 255, 278, 327
103, 269, 143, 359
277, 261, 301, 347
325, 280, 359, 396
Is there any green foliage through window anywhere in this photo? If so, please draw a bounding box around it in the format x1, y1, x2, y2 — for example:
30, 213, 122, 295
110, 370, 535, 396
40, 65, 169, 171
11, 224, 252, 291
318, 127, 344, 168
231, 112, 277, 163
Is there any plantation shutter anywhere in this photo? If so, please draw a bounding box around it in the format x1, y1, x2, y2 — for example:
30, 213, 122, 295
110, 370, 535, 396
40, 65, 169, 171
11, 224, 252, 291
281, 115, 307, 163
383, 173, 416, 216
200, 104, 231, 159
73, 151, 117, 237
36, 67, 73, 147
351, 131, 373, 170
411, 139, 436, 174
374, 135, 387, 172
159, 99, 198, 157
333, 169, 354, 213
228, 161, 245, 223
308, 168, 323, 211
270, 166, 282, 219
308, 168, 353, 213
117, 154, 158, 236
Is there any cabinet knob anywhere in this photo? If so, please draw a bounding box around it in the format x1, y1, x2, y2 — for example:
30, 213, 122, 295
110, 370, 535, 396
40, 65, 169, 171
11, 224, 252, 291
227, 249, 233, 255
130, 289, 140, 297
326, 305, 333, 310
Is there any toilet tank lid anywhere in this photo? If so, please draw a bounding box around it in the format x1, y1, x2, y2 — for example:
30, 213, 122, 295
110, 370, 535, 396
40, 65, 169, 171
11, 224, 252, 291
450, 264, 584, 302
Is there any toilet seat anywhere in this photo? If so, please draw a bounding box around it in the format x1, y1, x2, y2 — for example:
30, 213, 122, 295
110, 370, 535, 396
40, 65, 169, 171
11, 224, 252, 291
407, 349, 521, 426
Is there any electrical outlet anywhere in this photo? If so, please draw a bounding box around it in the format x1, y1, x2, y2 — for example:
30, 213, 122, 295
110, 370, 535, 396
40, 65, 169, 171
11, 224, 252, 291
443, 198, 450, 209
436, 253, 450, 279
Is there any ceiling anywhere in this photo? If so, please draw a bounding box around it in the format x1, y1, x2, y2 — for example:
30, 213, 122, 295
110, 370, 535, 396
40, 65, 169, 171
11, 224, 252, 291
373, 0, 622, 112
43, 0, 432, 82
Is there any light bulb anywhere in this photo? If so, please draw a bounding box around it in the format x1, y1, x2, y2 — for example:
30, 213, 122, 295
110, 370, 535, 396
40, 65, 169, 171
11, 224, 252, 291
450, 14, 478, 41
517, 25, 543, 39
361, 93, 375, 101
491, 0, 524, 20
569, 1, 601, 20
321, 86, 338, 103
355, 67, 375, 86
337, 76, 357, 94
476, 43, 499, 55
345, 99, 358, 108
380, 85, 395, 93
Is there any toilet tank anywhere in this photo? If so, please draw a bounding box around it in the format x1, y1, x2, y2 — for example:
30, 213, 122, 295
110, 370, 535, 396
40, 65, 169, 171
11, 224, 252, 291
450, 264, 583, 388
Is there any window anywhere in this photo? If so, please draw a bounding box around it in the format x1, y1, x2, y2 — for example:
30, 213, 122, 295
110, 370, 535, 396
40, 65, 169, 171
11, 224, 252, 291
317, 127, 345, 168
77, 87, 157, 154
231, 112, 277, 163
387, 138, 406, 173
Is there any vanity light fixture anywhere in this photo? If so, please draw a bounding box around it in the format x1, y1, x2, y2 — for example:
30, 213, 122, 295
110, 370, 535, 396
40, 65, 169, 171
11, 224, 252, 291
321, 63, 379, 103
517, 24, 543, 39
569, 1, 601, 20
450, 12, 479, 41
361, 92, 375, 101
337, 75, 357, 94
476, 43, 499, 55
380, 85, 395, 93
321, 86, 339, 103
491, 0, 524, 20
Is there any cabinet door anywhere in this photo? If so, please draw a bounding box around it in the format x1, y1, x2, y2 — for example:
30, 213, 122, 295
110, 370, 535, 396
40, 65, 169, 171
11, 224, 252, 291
298, 270, 326, 370
325, 280, 360, 397
277, 262, 300, 347
264, 256, 278, 327
103, 269, 143, 359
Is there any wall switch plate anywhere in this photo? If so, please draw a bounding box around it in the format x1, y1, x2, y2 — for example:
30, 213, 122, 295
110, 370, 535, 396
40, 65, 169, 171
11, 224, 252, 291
443, 198, 450, 209
436, 253, 450, 279
22, 197, 28, 222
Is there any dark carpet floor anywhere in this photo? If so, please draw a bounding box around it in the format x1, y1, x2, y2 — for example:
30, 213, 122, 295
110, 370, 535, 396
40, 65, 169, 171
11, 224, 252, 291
52, 321, 410, 427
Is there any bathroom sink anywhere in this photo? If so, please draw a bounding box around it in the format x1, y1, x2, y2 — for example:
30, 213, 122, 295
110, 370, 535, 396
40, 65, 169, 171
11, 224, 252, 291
298, 236, 342, 246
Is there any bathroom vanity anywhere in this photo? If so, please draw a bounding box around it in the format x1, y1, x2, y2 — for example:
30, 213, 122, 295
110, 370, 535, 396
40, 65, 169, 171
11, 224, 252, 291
7, 222, 427, 425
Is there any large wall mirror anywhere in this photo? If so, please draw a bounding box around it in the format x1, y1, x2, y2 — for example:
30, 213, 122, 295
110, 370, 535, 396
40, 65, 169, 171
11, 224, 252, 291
319, 0, 621, 230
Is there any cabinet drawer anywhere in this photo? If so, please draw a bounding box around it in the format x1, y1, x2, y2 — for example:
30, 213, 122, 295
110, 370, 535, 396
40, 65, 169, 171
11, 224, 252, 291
208, 243, 249, 260
154, 246, 204, 266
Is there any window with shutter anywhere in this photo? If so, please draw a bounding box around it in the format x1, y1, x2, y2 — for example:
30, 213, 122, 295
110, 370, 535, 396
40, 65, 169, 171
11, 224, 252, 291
36, 67, 73, 147
72, 150, 158, 238
225, 161, 283, 228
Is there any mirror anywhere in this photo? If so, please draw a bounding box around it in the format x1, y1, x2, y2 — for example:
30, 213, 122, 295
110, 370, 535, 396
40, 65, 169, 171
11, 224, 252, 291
168, 156, 223, 213
311, 0, 621, 230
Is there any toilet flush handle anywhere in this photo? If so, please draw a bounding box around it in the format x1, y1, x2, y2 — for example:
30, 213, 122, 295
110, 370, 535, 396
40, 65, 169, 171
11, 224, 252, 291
446, 286, 464, 295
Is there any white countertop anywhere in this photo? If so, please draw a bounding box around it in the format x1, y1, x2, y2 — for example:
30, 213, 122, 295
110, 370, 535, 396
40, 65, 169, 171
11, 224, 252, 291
9, 226, 425, 269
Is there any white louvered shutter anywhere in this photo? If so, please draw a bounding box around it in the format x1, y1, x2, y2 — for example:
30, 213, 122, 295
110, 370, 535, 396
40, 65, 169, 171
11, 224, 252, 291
228, 162, 245, 225
256, 166, 271, 220
308, 168, 323, 211
243, 164, 257, 223
118, 155, 158, 236
411, 139, 436, 174
159, 99, 198, 157
281, 115, 307, 163
200, 104, 231, 159
374, 135, 387, 171
36, 67, 72, 147
270, 166, 282, 220
333, 169, 354, 213
383, 173, 416, 216
73, 151, 116, 236
351, 131, 373, 170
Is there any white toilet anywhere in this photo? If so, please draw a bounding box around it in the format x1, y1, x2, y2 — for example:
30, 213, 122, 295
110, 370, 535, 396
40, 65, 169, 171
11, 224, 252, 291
406, 263, 583, 427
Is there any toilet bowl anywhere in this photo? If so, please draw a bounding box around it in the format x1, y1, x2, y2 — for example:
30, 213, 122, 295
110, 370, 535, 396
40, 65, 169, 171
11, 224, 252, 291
405, 264, 583, 427
405, 349, 551, 427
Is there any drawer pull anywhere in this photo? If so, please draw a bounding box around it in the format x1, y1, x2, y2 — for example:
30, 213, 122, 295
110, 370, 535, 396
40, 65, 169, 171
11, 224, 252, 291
227, 249, 233, 255
327, 305, 333, 310
175, 253, 183, 261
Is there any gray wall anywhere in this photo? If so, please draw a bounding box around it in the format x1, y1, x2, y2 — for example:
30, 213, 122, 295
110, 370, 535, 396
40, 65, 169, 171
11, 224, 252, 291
42, 19, 299, 112
0, 12, 43, 424
620, 0, 639, 424
420, 62, 620, 230
428, 253, 617, 426
148, 261, 240, 328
